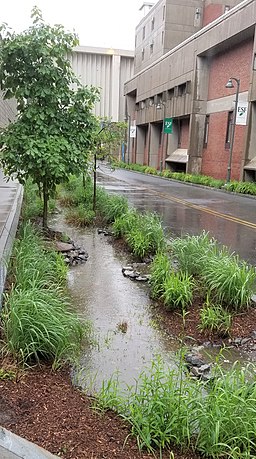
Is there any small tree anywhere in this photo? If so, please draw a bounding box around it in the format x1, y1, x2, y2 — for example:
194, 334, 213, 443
0, 7, 99, 228
98, 120, 127, 160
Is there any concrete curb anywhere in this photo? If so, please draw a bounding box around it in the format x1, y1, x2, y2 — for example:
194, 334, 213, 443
0, 181, 23, 308
0, 427, 58, 459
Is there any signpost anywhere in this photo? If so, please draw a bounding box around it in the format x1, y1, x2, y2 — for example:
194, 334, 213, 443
164, 117, 173, 134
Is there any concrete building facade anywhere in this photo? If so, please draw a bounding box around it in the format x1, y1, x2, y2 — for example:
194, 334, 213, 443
71, 46, 134, 122
125, 0, 256, 181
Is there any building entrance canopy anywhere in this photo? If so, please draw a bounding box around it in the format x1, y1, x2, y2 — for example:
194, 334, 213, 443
165, 149, 188, 163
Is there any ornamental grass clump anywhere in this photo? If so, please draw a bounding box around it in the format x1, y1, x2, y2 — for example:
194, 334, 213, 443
162, 271, 194, 311
2, 287, 86, 368
149, 252, 171, 299
113, 209, 166, 259
171, 231, 217, 276
124, 211, 166, 259
202, 253, 256, 310
1, 222, 89, 368
65, 205, 95, 227
199, 304, 232, 336
96, 187, 129, 223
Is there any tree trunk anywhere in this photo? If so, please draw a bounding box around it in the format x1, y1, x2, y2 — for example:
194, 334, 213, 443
42, 181, 48, 229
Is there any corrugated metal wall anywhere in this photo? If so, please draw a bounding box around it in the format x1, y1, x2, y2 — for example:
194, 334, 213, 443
71, 48, 134, 121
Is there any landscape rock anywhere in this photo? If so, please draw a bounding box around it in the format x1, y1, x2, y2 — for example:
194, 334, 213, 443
55, 241, 74, 252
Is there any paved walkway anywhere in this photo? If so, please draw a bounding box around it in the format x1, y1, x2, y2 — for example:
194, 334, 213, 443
0, 171, 58, 458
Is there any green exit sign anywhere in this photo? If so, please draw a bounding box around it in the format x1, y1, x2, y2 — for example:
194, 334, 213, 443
164, 118, 173, 134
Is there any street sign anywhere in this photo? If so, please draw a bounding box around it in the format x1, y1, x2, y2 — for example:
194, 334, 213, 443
164, 117, 173, 134
130, 125, 136, 138
236, 102, 248, 126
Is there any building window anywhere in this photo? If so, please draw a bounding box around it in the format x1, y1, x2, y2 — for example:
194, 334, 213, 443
203, 115, 210, 146
151, 17, 155, 31
142, 26, 145, 40
162, 31, 164, 44
163, 5, 165, 21
178, 83, 186, 96
224, 5, 230, 13
142, 48, 145, 61
150, 41, 154, 55
168, 88, 174, 100
225, 111, 233, 148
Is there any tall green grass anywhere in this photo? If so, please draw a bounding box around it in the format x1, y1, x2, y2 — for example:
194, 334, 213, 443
202, 253, 256, 310
170, 232, 256, 311
113, 209, 166, 259
171, 231, 217, 276
1, 222, 89, 368
95, 357, 256, 458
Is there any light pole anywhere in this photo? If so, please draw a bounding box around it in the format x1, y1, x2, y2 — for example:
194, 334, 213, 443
124, 114, 131, 164
225, 77, 240, 183
156, 102, 166, 172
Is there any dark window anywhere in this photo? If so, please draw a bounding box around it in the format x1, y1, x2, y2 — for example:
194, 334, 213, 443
168, 88, 174, 100
142, 26, 145, 40
151, 17, 155, 31
203, 115, 210, 146
178, 83, 186, 96
162, 31, 164, 44
142, 48, 145, 60
225, 111, 233, 148
150, 42, 154, 55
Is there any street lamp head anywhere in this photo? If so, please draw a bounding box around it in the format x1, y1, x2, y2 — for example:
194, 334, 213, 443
225, 78, 234, 89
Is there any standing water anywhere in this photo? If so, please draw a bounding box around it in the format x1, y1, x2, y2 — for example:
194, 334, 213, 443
50, 211, 255, 393
50, 213, 179, 391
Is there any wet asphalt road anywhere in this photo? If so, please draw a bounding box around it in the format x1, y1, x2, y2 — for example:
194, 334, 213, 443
96, 164, 256, 266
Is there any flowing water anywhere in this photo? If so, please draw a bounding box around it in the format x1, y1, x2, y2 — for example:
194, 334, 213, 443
50, 212, 256, 393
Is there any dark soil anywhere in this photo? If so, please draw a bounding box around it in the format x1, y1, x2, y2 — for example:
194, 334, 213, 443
0, 361, 200, 459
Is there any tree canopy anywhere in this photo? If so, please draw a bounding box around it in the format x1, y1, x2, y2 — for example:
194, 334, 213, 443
0, 7, 99, 227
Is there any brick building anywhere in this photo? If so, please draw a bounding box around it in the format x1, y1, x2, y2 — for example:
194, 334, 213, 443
124, 0, 256, 181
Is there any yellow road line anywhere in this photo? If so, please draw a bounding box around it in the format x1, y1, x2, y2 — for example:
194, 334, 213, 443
149, 190, 256, 230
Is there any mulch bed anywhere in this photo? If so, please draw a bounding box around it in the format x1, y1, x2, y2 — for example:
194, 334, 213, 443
0, 361, 199, 459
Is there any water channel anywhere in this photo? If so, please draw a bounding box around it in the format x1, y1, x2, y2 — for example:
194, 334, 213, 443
50, 208, 256, 394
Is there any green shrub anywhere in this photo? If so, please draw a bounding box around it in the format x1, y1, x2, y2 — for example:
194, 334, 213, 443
145, 166, 158, 175
162, 271, 194, 310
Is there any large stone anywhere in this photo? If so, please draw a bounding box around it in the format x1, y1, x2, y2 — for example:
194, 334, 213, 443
55, 241, 74, 252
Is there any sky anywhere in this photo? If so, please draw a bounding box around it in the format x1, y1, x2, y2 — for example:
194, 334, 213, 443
0, 0, 152, 50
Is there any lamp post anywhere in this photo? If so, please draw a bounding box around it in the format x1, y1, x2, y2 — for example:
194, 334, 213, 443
225, 77, 240, 183
156, 102, 166, 171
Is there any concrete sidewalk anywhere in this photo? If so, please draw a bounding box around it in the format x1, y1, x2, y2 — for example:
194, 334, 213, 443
0, 171, 59, 458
